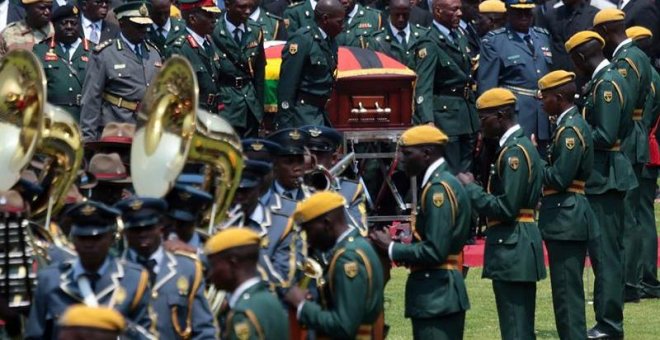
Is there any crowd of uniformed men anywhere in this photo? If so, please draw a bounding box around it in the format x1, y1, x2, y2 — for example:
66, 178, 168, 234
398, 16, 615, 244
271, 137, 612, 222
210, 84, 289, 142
0, 0, 659, 338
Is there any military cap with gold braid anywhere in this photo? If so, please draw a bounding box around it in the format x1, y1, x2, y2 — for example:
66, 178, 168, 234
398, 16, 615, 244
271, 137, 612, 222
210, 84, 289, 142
178, 0, 222, 13
205, 227, 261, 255
22, 0, 52, 4
504, 0, 535, 9
538, 70, 576, 91
398, 125, 449, 146
480, 0, 507, 13
294, 191, 346, 224
476, 88, 517, 109
59, 305, 126, 332
565, 31, 605, 53
626, 26, 653, 40
593, 8, 625, 26
114, 1, 153, 25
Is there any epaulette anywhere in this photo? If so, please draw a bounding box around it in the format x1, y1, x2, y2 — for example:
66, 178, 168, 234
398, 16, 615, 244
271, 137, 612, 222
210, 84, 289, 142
287, 1, 304, 8
414, 24, 430, 32
265, 11, 284, 21
533, 26, 549, 35
487, 27, 506, 36
144, 39, 161, 54
172, 35, 186, 47
94, 39, 113, 53
174, 249, 200, 262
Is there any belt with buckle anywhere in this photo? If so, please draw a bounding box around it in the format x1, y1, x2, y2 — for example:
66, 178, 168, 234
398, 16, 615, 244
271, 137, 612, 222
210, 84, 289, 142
543, 180, 586, 196
632, 109, 643, 121
435, 86, 471, 99
503, 85, 539, 97
410, 254, 461, 272
219, 76, 251, 89
297, 91, 329, 109
596, 139, 621, 152
487, 208, 536, 227
102, 92, 139, 111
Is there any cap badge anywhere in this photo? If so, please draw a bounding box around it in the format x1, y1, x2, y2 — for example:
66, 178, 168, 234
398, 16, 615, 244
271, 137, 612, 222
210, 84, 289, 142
309, 128, 322, 137
130, 199, 143, 210
289, 129, 301, 140
81, 204, 96, 216
251, 142, 264, 151
72, 6, 78, 15
139, 3, 149, 16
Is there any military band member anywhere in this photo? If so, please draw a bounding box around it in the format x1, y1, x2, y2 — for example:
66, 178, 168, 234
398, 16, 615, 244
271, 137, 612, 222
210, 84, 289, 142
478, 0, 553, 156
276, 0, 343, 129
0, 0, 53, 56
250, 0, 287, 41
565, 31, 637, 340
592, 8, 653, 303
169, 0, 223, 113
537, 70, 598, 340
286, 191, 384, 339
33, 4, 92, 121
241, 138, 290, 210
626, 26, 660, 299
163, 184, 213, 258
415, 0, 479, 174
335, 0, 381, 48
79, 0, 162, 142
369, 125, 471, 339
79, 0, 119, 45
57, 305, 126, 340
211, 0, 266, 137
205, 228, 289, 339
267, 128, 312, 201
25, 201, 153, 340
457, 88, 546, 340
283, 0, 316, 35
148, 0, 186, 52
115, 197, 217, 339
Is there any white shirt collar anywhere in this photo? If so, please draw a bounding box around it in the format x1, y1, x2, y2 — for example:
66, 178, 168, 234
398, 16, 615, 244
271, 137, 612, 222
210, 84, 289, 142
319, 27, 328, 39
346, 4, 359, 24
499, 124, 522, 147
274, 180, 298, 198
592, 59, 611, 79
120, 33, 138, 52
229, 277, 261, 308
250, 7, 261, 21
389, 21, 410, 43
556, 106, 576, 125
73, 257, 111, 280
186, 27, 207, 48
310, 0, 318, 10
433, 21, 452, 39
421, 157, 445, 188
225, 13, 246, 33
60, 38, 82, 59
82, 15, 101, 29
130, 246, 165, 274
515, 29, 532, 40
612, 38, 632, 57
153, 18, 172, 34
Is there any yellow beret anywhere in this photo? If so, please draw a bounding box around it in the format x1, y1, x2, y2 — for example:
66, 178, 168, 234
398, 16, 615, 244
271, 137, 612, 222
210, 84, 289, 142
22, 0, 52, 3
476, 88, 517, 109
593, 8, 625, 26
59, 305, 126, 331
398, 125, 449, 146
565, 31, 605, 53
294, 191, 346, 224
626, 26, 653, 40
538, 70, 576, 91
479, 0, 506, 13
204, 228, 260, 255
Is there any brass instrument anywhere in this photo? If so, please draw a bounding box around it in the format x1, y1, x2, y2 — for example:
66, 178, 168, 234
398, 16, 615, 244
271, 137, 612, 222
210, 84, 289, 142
303, 152, 356, 191
298, 257, 325, 289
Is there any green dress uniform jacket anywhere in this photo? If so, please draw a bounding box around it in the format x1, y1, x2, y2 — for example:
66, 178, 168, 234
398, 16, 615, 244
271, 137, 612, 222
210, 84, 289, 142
465, 128, 546, 282
369, 22, 429, 70
147, 18, 187, 53
168, 32, 223, 113
225, 280, 289, 340
79, 38, 162, 141
33, 37, 94, 121
390, 160, 471, 320
276, 23, 338, 128
335, 4, 381, 48
250, 7, 287, 41
414, 23, 479, 135
283, 0, 314, 35
211, 16, 266, 130
299, 229, 384, 339
124, 249, 217, 340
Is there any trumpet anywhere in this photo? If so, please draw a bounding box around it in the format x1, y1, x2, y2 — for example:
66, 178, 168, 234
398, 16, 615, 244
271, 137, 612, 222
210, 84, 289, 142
297, 257, 325, 289
303, 152, 356, 192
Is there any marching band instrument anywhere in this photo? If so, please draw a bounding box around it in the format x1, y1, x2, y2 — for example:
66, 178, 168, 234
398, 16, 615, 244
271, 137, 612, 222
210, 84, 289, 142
303, 152, 356, 191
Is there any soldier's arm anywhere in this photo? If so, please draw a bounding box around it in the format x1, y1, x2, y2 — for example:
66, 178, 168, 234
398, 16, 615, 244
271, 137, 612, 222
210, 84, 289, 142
187, 258, 219, 339
254, 32, 266, 107
126, 270, 155, 339
284, 9, 299, 34
227, 311, 263, 340
299, 251, 368, 338
413, 41, 437, 124
591, 80, 623, 148
24, 272, 49, 339
476, 36, 499, 95
390, 182, 455, 265
613, 58, 641, 95
465, 146, 530, 220
277, 35, 309, 113
275, 20, 288, 41
543, 127, 584, 190
79, 50, 106, 141
265, 221, 298, 289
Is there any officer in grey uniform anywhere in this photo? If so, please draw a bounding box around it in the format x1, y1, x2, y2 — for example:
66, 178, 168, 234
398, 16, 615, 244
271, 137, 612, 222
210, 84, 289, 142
164, 184, 213, 258
79, 0, 162, 142
25, 200, 153, 340
115, 197, 218, 340
478, 0, 553, 156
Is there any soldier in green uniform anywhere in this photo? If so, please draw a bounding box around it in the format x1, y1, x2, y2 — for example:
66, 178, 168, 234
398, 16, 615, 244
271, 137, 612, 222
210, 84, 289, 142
415, 0, 479, 174
205, 227, 289, 339
250, 0, 287, 41
147, 0, 187, 52
168, 0, 223, 113
537, 70, 598, 340
286, 191, 384, 339
0, 0, 53, 56
370, 125, 471, 339
211, 0, 265, 137
565, 31, 637, 340
58, 305, 127, 340
457, 88, 546, 340
283, 0, 316, 35
33, 4, 93, 121
592, 9, 654, 303
335, 0, 381, 48
626, 26, 660, 299
276, 0, 343, 128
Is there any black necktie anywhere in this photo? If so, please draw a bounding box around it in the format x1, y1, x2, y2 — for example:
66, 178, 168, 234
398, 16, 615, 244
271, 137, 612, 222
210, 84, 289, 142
203, 39, 211, 51
138, 257, 157, 285
449, 29, 459, 46
62, 44, 72, 60
524, 35, 534, 55
84, 272, 100, 291
397, 30, 407, 48
134, 44, 143, 59
233, 28, 241, 44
